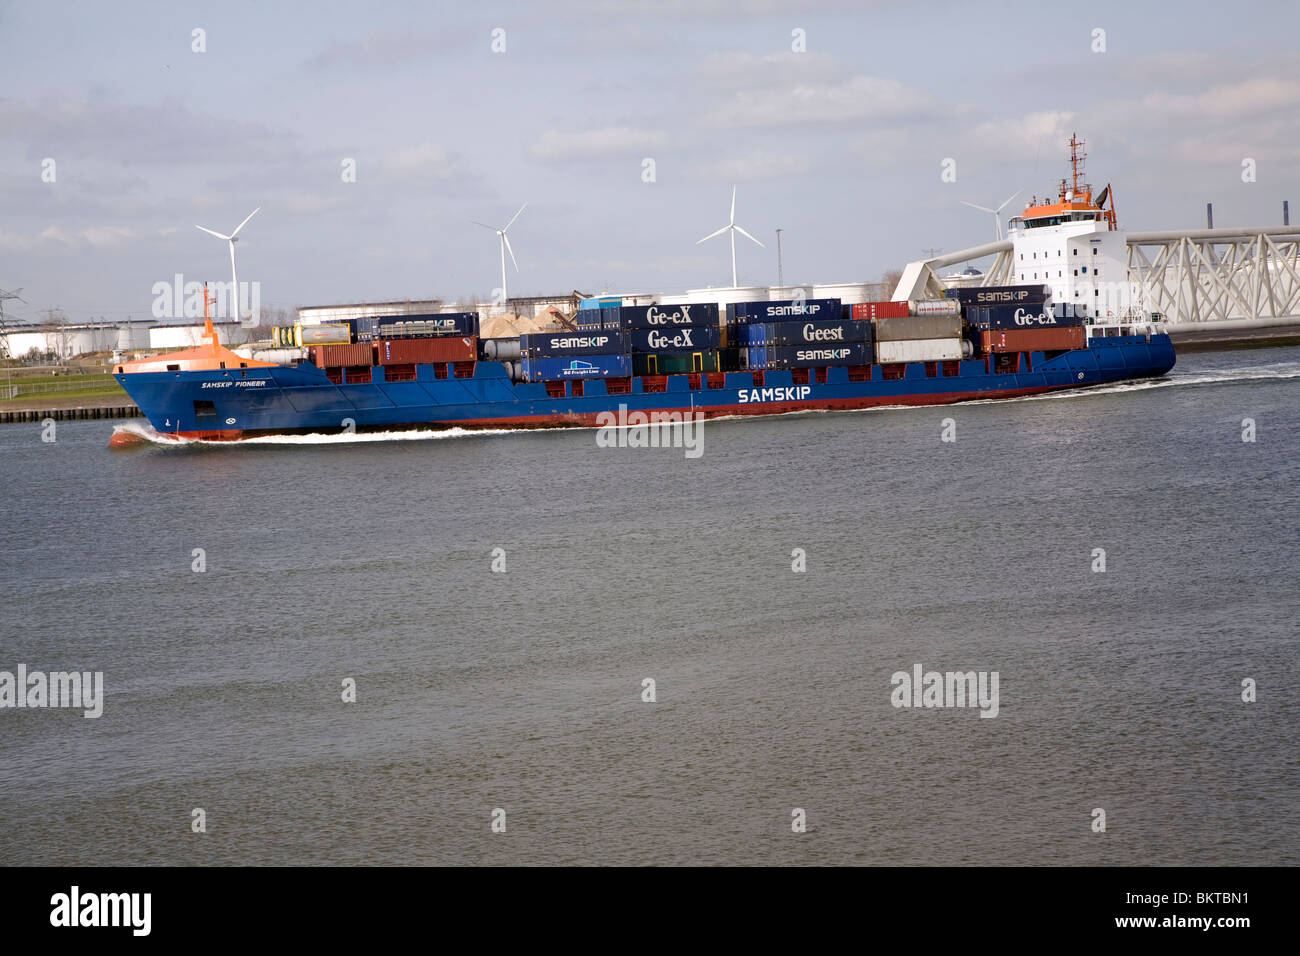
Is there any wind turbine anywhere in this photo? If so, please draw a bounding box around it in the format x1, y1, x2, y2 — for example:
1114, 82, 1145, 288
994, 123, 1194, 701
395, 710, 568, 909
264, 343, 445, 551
474, 202, 527, 303
697, 186, 764, 288
961, 190, 1021, 241
195, 207, 260, 324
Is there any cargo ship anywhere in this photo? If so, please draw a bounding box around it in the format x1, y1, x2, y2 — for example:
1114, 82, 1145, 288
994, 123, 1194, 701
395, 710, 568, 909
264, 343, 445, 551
113, 144, 1175, 442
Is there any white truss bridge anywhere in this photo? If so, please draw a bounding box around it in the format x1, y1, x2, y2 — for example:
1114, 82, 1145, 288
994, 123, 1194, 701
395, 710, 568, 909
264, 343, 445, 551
894, 225, 1300, 328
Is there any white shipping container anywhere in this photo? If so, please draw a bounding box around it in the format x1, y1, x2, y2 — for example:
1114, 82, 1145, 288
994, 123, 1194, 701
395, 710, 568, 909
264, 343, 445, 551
875, 338, 963, 364
295, 324, 351, 346
910, 299, 962, 317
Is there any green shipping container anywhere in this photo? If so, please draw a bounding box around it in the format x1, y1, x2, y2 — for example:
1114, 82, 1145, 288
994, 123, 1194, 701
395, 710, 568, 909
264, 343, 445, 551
633, 351, 719, 375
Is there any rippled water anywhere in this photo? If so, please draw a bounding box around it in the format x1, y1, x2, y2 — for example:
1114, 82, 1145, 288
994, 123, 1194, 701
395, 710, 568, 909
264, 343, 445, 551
1, 347, 1296, 865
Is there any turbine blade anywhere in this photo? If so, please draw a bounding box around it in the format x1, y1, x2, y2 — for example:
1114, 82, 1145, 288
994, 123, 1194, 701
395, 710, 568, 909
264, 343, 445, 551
503, 202, 528, 232
697, 225, 729, 244
960, 201, 995, 213
503, 233, 519, 272
471, 221, 497, 230
729, 186, 736, 225
734, 225, 765, 247
996, 189, 1022, 212
230, 206, 261, 237
196, 225, 230, 240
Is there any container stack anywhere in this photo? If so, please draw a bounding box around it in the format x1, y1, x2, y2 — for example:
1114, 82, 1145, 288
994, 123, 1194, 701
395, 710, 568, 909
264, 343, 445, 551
727, 299, 842, 371
519, 328, 631, 383
945, 284, 1085, 354
618, 303, 722, 376
870, 311, 964, 363
736, 316, 872, 371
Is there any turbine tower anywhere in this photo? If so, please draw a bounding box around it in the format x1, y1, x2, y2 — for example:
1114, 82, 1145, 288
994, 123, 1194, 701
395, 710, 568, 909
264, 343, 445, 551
697, 186, 764, 288
961, 190, 1022, 241
195, 207, 260, 324
474, 203, 527, 304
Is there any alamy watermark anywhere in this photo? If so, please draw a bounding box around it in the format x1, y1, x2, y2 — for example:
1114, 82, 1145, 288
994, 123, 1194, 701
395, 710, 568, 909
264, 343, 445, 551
890, 664, 999, 718
595, 404, 704, 459
1, 664, 103, 718
151, 273, 261, 327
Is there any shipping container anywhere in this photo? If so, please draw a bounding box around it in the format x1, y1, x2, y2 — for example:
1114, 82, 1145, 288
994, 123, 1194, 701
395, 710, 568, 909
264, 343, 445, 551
632, 352, 720, 375
579, 296, 623, 310
910, 299, 962, 317
520, 329, 628, 357
742, 342, 871, 370
375, 312, 479, 338
980, 326, 1086, 353
521, 353, 631, 382
295, 324, 351, 346
735, 318, 872, 347
969, 304, 1085, 330
311, 342, 372, 368
628, 325, 720, 352
850, 301, 911, 320
377, 336, 477, 366
617, 302, 720, 329
942, 284, 1051, 307
875, 338, 964, 363
730, 298, 841, 322
873, 314, 961, 341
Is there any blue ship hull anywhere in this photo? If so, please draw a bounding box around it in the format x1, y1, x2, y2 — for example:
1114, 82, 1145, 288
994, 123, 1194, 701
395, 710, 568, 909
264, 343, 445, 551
114, 335, 1176, 440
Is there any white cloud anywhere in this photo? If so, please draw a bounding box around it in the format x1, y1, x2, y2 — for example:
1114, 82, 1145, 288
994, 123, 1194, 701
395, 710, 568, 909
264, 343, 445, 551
1140, 78, 1300, 119
80, 226, 136, 248
705, 74, 938, 128
694, 51, 848, 89
380, 143, 477, 184
966, 110, 1076, 155
687, 151, 812, 182
529, 126, 668, 161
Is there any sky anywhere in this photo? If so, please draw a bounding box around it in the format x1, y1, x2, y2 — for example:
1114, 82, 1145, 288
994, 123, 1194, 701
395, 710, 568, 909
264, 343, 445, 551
1, 0, 1298, 325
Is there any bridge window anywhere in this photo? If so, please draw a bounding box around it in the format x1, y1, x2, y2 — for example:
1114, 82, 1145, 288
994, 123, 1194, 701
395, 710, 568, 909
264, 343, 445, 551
1073, 249, 1078, 255
1093, 248, 1098, 255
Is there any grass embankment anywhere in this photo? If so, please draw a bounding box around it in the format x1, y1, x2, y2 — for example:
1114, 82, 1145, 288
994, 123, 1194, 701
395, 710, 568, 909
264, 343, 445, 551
0, 371, 130, 409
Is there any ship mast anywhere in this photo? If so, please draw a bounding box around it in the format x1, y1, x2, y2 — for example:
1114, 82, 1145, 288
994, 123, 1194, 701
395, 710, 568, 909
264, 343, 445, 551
1069, 132, 1087, 197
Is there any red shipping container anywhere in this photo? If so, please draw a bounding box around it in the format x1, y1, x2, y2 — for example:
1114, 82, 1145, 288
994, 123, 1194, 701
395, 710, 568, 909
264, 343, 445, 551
980, 326, 1085, 353
851, 301, 910, 320
377, 337, 477, 365
313, 342, 373, 367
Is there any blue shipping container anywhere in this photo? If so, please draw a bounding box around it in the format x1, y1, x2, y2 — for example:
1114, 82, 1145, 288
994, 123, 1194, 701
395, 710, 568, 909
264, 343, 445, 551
579, 296, 622, 309
743, 341, 870, 370
376, 312, 479, 336
628, 325, 721, 352
737, 318, 872, 347
618, 302, 720, 329
521, 353, 631, 382
972, 305, 1083, 330
520, 329, 628, 356
730, 298, 841, 322
945, 285, 1050, 307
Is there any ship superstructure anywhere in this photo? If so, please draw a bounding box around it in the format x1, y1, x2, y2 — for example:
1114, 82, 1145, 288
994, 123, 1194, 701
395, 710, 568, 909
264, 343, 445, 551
1007, 134, 1135, 321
